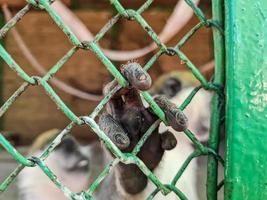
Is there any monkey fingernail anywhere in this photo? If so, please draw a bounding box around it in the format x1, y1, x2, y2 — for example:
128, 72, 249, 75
99, 113, 130, 150
121, 61, 152, 91
155, 95, 188, 132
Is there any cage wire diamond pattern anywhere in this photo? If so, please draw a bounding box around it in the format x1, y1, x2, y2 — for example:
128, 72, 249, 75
0, 0, 225, 199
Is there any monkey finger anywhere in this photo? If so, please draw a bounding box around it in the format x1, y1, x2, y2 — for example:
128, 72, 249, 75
121, 62, 152, 91
99, 113, 130, 150
160, 131, 177, 150
154, 95, 188, 132
103, 80, 118, 96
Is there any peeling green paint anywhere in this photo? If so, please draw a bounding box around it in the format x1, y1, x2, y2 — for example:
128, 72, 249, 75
225, 0, 267, 199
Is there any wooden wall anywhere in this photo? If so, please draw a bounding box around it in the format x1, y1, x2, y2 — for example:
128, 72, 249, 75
2, 3, 213, 144
0, 0, 70, 7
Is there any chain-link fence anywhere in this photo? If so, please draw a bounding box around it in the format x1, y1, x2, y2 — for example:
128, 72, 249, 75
0, 0, 225, 199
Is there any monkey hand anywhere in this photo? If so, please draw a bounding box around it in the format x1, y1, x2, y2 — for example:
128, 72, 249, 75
98, 61, 177, 194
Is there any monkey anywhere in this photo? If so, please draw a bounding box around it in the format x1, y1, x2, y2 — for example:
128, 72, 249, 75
96, 69, 211, 200
17, 69, 211, 200
149, 71, 199, 98
16, 62, 180, 200
17, 129, 92, 200
150, 71, 211, 141
142, 71, 212, 200
95, 62, 180, 199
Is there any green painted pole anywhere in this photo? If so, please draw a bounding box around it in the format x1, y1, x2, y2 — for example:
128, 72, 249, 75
207, 0, 225, 199
225, 0, 267, 199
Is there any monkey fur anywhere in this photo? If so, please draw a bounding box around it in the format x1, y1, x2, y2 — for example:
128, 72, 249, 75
17, 129, 91, 200
17, 69, 211, 200
98, 62, 177, 196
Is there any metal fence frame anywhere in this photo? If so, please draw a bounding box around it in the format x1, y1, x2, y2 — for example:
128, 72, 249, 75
224, 0, 267, 199
0, 0, 225, 199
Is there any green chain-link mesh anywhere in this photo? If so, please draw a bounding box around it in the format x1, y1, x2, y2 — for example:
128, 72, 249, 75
0, 0, 225, 199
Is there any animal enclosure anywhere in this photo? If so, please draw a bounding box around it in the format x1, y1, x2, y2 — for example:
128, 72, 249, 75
0, 0, 266, 200
2, 1, 213, 143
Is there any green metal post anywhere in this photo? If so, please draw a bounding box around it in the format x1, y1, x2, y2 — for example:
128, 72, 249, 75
225, 0, 267, 199
207, 0, 225, 199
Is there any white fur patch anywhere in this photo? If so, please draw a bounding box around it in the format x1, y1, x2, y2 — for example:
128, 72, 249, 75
18, 150, 89, 200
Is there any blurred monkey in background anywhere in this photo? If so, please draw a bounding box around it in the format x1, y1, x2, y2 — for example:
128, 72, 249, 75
144, 71, 211, 200
18, 129, 92, 200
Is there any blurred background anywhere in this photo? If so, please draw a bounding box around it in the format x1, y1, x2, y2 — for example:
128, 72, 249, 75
1, 0, 213, 144
0, 0, 223, 200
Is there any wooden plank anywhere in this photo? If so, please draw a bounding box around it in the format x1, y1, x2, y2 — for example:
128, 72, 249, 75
76, 0, 177, 8
0, 0, 71, 8
73, 0, 211, 9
